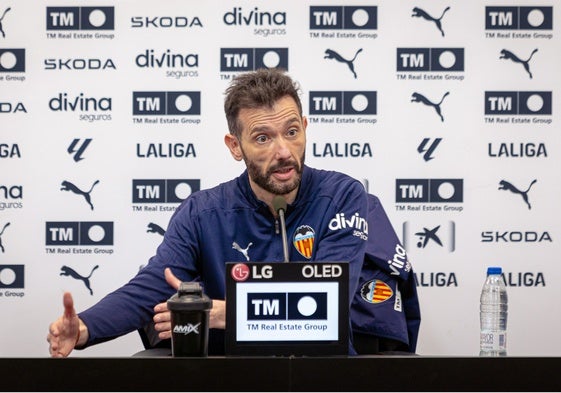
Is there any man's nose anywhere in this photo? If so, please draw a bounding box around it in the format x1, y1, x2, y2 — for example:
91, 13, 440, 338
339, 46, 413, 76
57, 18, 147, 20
273, 137, 291, 159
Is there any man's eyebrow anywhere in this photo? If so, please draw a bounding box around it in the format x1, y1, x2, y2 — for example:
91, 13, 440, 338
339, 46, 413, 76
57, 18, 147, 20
250, 116, 301, 133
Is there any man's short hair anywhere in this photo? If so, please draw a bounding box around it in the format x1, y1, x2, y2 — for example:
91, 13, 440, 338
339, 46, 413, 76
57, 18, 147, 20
224, 68, 303, 138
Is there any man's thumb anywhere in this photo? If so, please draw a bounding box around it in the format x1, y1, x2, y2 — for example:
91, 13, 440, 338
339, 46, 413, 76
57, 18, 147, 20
63, 292, 76, 319
164, 267, 181, 290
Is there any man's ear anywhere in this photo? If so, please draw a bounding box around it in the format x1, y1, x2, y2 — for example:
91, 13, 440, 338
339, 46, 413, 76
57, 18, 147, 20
224, 134, 243, 161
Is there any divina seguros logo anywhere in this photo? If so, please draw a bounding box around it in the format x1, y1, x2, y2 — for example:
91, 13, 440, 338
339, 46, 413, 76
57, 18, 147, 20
135, 49, 199, 79
0, 185, 22, 210
328, 211, 368, 241
223, 7, 286, 37
48, 92, 112, 122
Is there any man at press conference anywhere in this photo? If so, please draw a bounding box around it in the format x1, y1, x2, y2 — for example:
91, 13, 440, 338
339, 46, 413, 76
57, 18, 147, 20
47, 68, 419, 357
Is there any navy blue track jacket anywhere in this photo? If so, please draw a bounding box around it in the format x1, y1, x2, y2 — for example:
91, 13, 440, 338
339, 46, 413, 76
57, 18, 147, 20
79, 166, 369, 349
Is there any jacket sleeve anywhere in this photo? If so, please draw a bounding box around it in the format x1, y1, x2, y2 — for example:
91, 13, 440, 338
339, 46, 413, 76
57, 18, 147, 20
311, 179, 369, 303
350, 194, 421, 353
78, 198, 202, 347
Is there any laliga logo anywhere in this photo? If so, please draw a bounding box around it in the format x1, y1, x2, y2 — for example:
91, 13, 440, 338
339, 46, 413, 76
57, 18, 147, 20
173, 323, 200, 335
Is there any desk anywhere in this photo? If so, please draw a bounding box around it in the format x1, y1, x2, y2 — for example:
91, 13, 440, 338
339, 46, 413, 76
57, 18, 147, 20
1, 356, 559, 391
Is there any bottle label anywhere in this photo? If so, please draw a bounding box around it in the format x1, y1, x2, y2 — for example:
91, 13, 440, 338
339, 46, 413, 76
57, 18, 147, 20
480, 330, 507, 351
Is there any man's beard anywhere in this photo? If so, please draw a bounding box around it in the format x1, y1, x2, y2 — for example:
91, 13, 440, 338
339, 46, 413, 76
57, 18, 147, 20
245, 152, 305, 196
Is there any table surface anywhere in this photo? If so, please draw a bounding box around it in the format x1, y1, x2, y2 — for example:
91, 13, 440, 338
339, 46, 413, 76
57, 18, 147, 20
1, 355, 559, 392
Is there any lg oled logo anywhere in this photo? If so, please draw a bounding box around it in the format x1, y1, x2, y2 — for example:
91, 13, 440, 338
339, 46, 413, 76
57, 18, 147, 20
133, 92, 201, 115
397, 48, 464, 72
220, 48, 288, 72
309, 91, 376, 115
485, 91, 552, 115
46, 7, 115, 30
485, 7, 553, 30
132, 179, 200, 204
309, 6, 377, 30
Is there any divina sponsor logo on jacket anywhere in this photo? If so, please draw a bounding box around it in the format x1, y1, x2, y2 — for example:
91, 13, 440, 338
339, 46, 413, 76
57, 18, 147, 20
328, 212, 368, 240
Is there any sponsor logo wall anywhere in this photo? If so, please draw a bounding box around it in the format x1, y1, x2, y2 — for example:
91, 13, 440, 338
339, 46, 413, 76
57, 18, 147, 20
1, 1, 559, 357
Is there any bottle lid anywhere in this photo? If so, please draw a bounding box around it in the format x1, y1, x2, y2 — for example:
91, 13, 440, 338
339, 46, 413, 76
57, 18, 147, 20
487, 267, 502, 275
167, 282, 212, 312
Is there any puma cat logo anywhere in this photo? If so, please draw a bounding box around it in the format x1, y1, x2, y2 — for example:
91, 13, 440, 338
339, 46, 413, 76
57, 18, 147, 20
232, 241, 253, 262
147, 222, 166, 236
60, 265, 99, 295
498, 179, 537, 210
324, 48, 363, 79
499, 49, 538, 79
412, 6, 450, 37
411, 91, 450, 122
60, 180, 99, 210
0, 222, 10, 253
0, 7, 11, 38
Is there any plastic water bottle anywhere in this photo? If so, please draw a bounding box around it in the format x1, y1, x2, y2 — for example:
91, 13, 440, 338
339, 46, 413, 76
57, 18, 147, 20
479, 267, 508, 356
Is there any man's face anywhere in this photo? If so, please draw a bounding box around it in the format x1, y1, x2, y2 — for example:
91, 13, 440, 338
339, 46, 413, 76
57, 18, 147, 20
227, 96, 307, 203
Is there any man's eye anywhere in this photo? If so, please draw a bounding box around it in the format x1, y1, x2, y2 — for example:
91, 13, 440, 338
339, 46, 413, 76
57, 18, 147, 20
256, 135, 268, 143
287, 129, 298, 137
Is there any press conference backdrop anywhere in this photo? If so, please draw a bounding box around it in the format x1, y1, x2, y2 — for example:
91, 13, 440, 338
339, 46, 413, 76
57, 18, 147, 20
1, 1, 559, 357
